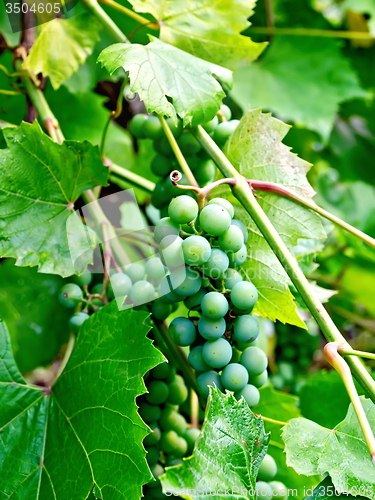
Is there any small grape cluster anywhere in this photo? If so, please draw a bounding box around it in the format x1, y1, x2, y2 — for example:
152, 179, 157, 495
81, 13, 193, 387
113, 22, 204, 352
139, 362, 201, 499
256, 454, 288, 500
129, 105, 240, 216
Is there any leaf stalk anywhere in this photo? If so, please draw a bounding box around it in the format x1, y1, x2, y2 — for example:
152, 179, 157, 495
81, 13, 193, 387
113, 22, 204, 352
98, 0, 159, 30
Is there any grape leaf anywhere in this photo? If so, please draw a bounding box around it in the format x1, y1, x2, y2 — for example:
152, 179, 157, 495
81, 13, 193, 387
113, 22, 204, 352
98, 37, 232, 127
127, 0, 266, 69
283, 397, 375, 499
0, 259, 70, 372
22, 13, 101, 89
0, 302, 164, 498
161, 387, 269, 499
231, 37, 368, 140
0, 1, 21, 47
0, 121, 108, 277
220, 108, 326, 327
253, 387, 320, 498
304, 476, 369, 500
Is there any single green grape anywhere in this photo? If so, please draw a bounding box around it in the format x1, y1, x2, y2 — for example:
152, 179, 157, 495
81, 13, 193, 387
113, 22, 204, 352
150, 463, 164, 482
201, 248, 229, 279
126, 263, 145, 283
153, 136, 174, 156
241, 346, 268, 375
167, 379, 189, 405
233, 315, 259, 343
144, 423, 161, 447
91, 283, 102, 295
228, 244, 247, 267
58, 283, 83, 308
168, 196, 199, 224
278, 361, 294, 382
188, 345, 210, 372
198, 315, 226, 340
194, 159, 216, 186
182, 235, 211, 266
159, 235, 184, 269
222, 268, 243, 290
152, 361, 170, 380
146, 380, 169, 405
159, 407, 187, 434
202, 338, 232, 368
184, 428, 201, 454
139, 402, 161, 423
166, 117, 183, 139
218, 225, 244, 253
201, 291, 229, 319
178, 132, 201, 155
258, 454, 278, 481
158, 276, 183, 302
231, 281, 258, 311
74, 271, 92, 287
154, 217, 180, 244
269, 482, 288, 500
231, 219, 248, 243
110, 273, 132, 297
221, 363, 249, 391
199, 204, 231, 236
220, 104, 232, 121
151, 181, 172, 209
250, 369, 268, 388
184, 289, 207, 310
130, 280, 155, 305
145, 257, 166, 282
174, 436, 188, 457
69, 312, 89, 333
196, 370, 223, 397
151, 299, 172, 320
143, 115, 163, 140
213, 120, 240, 145
202, 115, 219, 134
171, 267, 202, 297
160, 430, 179, 454
169, 317, 196, 346
150, 154, 174, 177
234, 384, 260, 407
256, 482, 273, 500
207, 198, 234, 218
130, 114, 148, 139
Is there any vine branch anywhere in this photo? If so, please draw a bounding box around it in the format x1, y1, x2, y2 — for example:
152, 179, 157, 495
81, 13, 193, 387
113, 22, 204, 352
98, 0, 159, 30
247, 26, 375, 40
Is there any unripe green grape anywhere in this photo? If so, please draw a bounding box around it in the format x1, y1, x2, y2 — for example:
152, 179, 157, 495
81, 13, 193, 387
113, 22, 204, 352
174, 436, 188, 457
202, 338, 232, 368
256, 482, 273, 500
258, 454, 278, 481
250, 369, 268, 388
152, 361, 170, 380
278, 361, 294, 382
202, 115, 219, 134
145, 446, 159, 465
241, 346, 268, 375
222, 268, 243, 290
184, 289, 207, 310
196, 370, 223, 397
168, 196, 199, 224
144, 423, 161, 446
69, 312, 89, 333
271, 374, 285, 390
74, 270, 92, 287
146, 257, 166, 282
231, 281, 258, 311
158, 276, 182, 302
167, 379, 188, 405
110, 273, 132, 297
166, 117, 183, 138
198, 315, 226, 340
154, 217, 180, 244
201, 291, 229, 319
167, 458, 183, 467
159, 235, 184, 269
182, 235, 211, 266
201, 248, 229, 279
194, 159, 216, 186
166, 367, 177, 383
207, 198, 234, 218
188, 345, 210, 371
126, 263, 145, 283
213, 120, 240, 145
143, 115, 163, 140
220, 104, 232, 121
160, 430, 179, 454
269, 481, 288, 500
91, 283, 103, 295
150, 463, 164, 482
233, 315, 259, 343
221, 363, 249, 391
169, 317, 196, 346
218, 225, 244, 253
178, 132, 201, 155
202, 276, 210, 288
228, 244, 247, 267
150, 154, 174, 177
153, 136, 174, 156
139, 402, 161, 423
184, 428, 201, 454
59, 283, 83, 308
151, 299, 172, 320
230, 346, 241, 364
130, 114, 148, 139
151, 181, 171, 209
171, 267, 202, 297
164, 174, 190, 198
231, 219, 248, 243
199, 204, 231, 236
234, 384, 260, 407
130, 280, 155, 305
146, 380, 169, 405
159, 407, 187, 434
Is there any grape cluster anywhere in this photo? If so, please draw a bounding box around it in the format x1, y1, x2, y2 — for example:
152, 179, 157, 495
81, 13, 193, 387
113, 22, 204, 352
139, 362, 201, 499
256, 454, 288, 500
129, 105, 240, 216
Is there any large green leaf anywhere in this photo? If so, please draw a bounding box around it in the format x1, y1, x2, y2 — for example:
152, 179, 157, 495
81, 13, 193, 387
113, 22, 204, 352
283, 397, 375, 499
0, 302, 164, 498
220, 108, 326, 327
0, 259, 70, 372
0, 121, 108, 277
161, 387, 269, 499
232, 37, 368, 140
98, 37, 232, 127
22, 13, 101, 89
127, 0, 266, 69
304, 476, 369, 500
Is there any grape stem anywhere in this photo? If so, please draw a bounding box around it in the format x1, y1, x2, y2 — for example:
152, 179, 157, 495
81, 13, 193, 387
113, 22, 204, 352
100, 222, 115, 303
325, 342, 375, 462
338, 347, 375, 361
256, 415, 287, 426
97, 0, 159, 30
192, 125, 375, 403
100, 77, 128, 156
108, 159, 156, 193
247, 26, 375, 40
